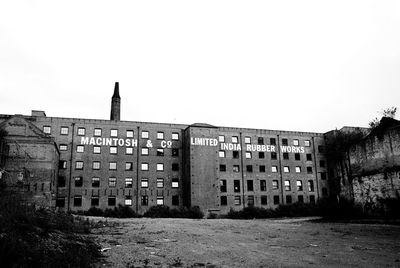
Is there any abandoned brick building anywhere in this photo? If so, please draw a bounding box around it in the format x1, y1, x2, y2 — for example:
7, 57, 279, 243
0, 82, 357, 215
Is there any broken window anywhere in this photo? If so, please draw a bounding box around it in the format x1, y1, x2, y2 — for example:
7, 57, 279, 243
247, 180, 254, 191
220, 180, 227, 192
234, 180, 240, 192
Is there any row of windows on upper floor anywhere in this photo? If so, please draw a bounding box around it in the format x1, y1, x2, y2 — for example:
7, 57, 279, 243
220, 193, 323, 206
59, 176, 179, 189
62, 161, 180, 172
59, 144, 180, 157
57, 194, 180, 208
220, 179, 328, 194
43, 126, 180, 140
219, 150, 326, 163
218, 135, 324, 150
219, 164, 327, 178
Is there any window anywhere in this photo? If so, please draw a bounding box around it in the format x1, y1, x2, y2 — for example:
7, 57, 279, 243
322, 187, 328, 196
141, 195, 148, 206
94, 128, 102, 136
232, 136, 239, 143
111, 129, 118, 137
172, 148, 179, 157
218, 135, 225, 142
259, 152, 265, 159
284, 180, 291, 191
220, 180, 227, 192
58, 176, 66, 187
172, 195, 179, 206
258, 137, 264, 145
77, 127, 85, 136
157, 196, 164, 205
141, 179, 149, 188
43, 126, 51, 134
296, 180, 303, 191
125, 178, 133, 188
141, 148, 149, 155
259, 165, 266, 173
282, 138, 288, 146
271, 166, 278, 173
219, 151, 226, 158
74, 177, 83, 187
108, 196, 116, 206
295, 166, 301, 173
273, 195, 280, 205
307, 166, 313, 174
93, 146, 101, 154
91, 196, 99, 206
247, 196, 255, 206
234, 196, 241, 205
244, 136, 251, 144
245, 152, 252, 159
110, 147, 117, 154
157, 178, 164, 188
260, 180, 267, 191
261, 196, 268, 205
172, 163, 179, 171
295, 153, 300, 161
109, 162, 117, 170
321, 172, 327, 180
59, 144, 68, 151
219, 164, 226, 172
293, 139, 299, 146
92, 177, 100, 188
108, 178, 116, 187
304, 140, 311, 147
74, 196, 82, 207
157, 148, 164, 156
283, 166, 290, 173
172, 178, 179, 188
234, 180, 240, 192
246, 165, 253, 172
158, 164, 166, 172
157, 132, 164, 139
126, 130, 134, 138
126, 147, 133, 155
320, 160, 326, 168
270, 138, 276, 145
306, 154, 312, 161
298, 195, 304, 203
318, 145, 325, 153
233, 165, 240, 172
125, 196, 132, 206
308, 180, 314, 192
60, 127, 69, 135
172, 133, 179, 140
283, 152, 289, 160
76, 145, 84, 153
286, 195, 292, 204
309, 195, 315, 204
247, 180, 254, 191
59, 160, 67, 169
271, 152, 277, 160
125, 162, 133, 171
93, 161, 100, 170
220, 196, 227, 206
233, 151, 239, 159
75, 161, 83, 170
141, 131, 149, 139
141, 163, 148, 171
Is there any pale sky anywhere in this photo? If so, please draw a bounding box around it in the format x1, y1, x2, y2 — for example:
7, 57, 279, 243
1, 1, 399, 133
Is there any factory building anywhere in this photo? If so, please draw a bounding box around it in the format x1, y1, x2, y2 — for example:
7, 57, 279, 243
0, 83, 329, 214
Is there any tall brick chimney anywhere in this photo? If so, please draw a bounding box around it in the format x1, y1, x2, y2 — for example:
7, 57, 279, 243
110, 82, 121, 121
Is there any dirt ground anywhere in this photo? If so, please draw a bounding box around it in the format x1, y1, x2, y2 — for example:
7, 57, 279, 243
90, 217, 400, 268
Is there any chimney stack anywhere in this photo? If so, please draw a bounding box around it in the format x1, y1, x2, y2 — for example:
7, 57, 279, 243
110, 82, 121, 121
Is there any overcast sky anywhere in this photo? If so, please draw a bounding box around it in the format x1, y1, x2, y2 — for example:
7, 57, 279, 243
1, 1, 399, 133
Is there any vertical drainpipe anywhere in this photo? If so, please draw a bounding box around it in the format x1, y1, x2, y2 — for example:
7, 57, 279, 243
312, 137, 320, 199
67, 122, 75, 212
239, 132, 245, 208
136, 126, 140, 213
277, 134, 284, 204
